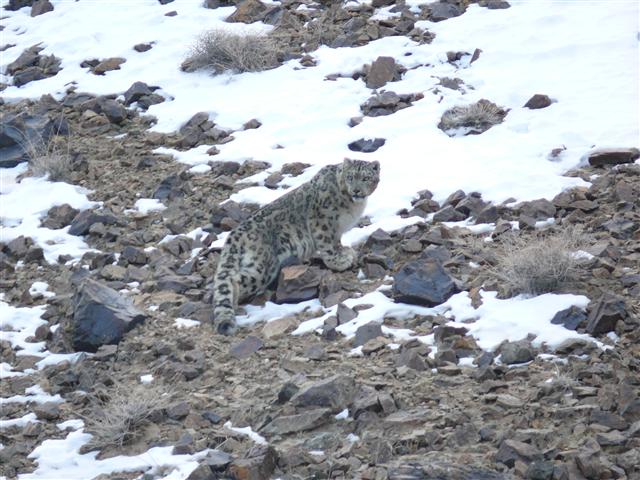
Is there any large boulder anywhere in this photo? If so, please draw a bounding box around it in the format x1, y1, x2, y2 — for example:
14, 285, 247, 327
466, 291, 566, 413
0, 112, 68, 168
72, 278, 146, 352
392, 259, 456, 307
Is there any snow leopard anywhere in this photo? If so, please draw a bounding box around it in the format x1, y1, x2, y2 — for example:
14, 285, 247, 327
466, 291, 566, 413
212, 158, 380, 335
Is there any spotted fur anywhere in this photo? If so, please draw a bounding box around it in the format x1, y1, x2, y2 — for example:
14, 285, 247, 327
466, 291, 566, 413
212, 158, 380, 335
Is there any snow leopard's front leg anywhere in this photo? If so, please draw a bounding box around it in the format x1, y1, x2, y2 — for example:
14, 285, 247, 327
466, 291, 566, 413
318, 245, 357, 272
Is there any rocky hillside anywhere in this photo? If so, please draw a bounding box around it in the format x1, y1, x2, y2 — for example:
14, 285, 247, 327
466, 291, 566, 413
1, 1, 639, 479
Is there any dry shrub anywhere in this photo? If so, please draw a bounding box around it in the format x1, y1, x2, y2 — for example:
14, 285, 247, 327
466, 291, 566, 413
438, 99, 508, 136
182, 30, 285, 74
26, 134, 73, 182
83, 383, 175, 451
491, 227, 586, 296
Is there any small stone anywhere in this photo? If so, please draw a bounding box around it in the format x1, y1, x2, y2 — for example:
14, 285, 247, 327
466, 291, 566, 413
166, 401, 190, 419
134, 43, 152, 52
366, 56, 401, 89
226, 0, 268, 23
550, 306, 587, 331
495, 439, 542, 467
437, 364, 461, 376
499, 340, 535, 364
202, 411, 222, 424
230, 335, 263, 359
276, 382, 299, 404
262, 316, 297, 339
228, 446, 277, 480
523, 94, 552, 109
243, 118, 262, 129
31, 0, 53, 16
496, 394, 524, 408
526, 461, 554, 480
354, 322, 383, 347
336, 303, 357, 323
428, 1, 463, 22
348, 137, 386, 153
93, 57, 126, 75
34, 402, 60, 420
304, 344, 327, 361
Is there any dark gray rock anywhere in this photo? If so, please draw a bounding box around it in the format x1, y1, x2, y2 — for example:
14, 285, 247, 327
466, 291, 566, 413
42, 204, 79, 229
499, 340, 535, 364
428, 2, 463, 22
275, 265, 322, 304
5, 235, 32, 257
133, 43, 152, 53
68, 210, 119, 236
517, 198, 556, 219
230, 335, 263, 359
586, 295, 627, 334
1, 111, 67, 167
482, 0, 511, 8
292, 374, 357, 412
262, 408, 331, 435
392, 259, 456, 307
366, 56, 401, 89
348, 137, 386, 153
524, 94, 552, 109
526, 461, 554, 480
97, 98, 127, 124
433, 205, 467, 222
13, 66, 47, 86
30, 0, 52, 16
495, 439, 542, 467
336, 303, 357, 323
226, 0, 268, 23
276, 382, 299, 404
121, 246, 147, 265
587, 147, 639, 167
72, 278, 146, 352
155, 173, 188, 201
33, 401, 60, 420
123, 81, 157, 106
550, 306, 587, 331
354, 322, 383, 347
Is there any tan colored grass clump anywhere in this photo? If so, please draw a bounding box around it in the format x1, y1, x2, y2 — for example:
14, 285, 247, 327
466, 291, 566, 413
491, 227, 586, 296
83, 383, 175, 451
182, 30, 284, 74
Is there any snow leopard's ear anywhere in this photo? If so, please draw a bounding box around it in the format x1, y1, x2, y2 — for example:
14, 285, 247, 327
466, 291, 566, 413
371, 160, 380, 171
343, 158, 353, 167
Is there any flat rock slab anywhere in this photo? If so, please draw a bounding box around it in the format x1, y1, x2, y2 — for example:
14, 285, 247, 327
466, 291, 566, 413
292, 374, 357, 412
230, 335, 264, 359
262, 408, 331, 435
587, 147, 639, 167
72, 278, 146, 352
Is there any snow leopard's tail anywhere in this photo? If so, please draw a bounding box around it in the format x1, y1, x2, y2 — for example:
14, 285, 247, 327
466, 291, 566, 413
212, 265, 238, 336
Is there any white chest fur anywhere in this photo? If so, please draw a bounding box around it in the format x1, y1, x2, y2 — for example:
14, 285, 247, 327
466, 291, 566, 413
336, 199, 367, 237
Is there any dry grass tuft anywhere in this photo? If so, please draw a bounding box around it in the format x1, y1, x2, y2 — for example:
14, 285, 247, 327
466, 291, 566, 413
182, 30, 284, 74
490, 227, 586, 296
26, 134, 73, 182
83, 383, 175, 451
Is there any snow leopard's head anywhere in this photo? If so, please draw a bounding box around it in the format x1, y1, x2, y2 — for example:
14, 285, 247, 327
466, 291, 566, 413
341, 158, 380, 203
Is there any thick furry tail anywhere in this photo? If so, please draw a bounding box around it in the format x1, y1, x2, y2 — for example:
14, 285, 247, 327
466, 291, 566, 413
212, 269, 238, 336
